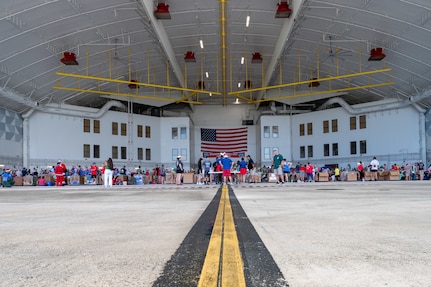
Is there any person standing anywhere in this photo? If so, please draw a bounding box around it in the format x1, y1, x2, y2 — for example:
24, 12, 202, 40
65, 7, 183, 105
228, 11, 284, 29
220, 153, 233, 184
273, 149, 284, 184
238, 157, 247, 184
90, 162, 99, 184
103, 157, 114, 188
246, 155, 255, 183
370, 156, 379, 181
196, 158, 203, 185
357, 161, 365, 181
175, 155, 184, 185
54, 160, 67, 186
202, 157, 212, 185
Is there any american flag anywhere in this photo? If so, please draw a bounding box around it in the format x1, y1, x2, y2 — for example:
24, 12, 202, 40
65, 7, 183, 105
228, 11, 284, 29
201, 127, 248, 157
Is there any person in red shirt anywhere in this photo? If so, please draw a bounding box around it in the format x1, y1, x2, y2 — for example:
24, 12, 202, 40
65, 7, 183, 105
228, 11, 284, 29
54, 160, 67, 186
90, 162, 99, 184
357, 161, 365, 181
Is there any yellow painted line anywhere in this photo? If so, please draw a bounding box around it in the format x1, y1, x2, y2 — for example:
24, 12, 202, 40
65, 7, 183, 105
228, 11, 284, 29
198, 185, 246, 287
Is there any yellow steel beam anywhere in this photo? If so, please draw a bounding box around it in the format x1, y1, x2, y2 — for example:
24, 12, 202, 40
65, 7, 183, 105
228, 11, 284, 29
228, 68, 392, 96
175, 91, 198, 103
55, 72, 221, 96
52, 86, 203, 104
250, 81, 395, 103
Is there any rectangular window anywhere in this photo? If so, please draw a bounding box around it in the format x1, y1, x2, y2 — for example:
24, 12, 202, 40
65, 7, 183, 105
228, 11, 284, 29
332, 119, 338, 132
323, 120, 329, 133
272, 126, 279, 138
83, 144, 90, 158
307, 145, 313, 158
145, 148, 151, 161
121, 123, 127, 136
324, 144, 330, 156
300, 146, 305, 158
180, 148, 188, 160
172, 149, 179, 161
137, 125, 143, 137
93, 120, 100, 134
332, 143, 338, 156
112, 146, 118, 159
145, 126, 151, 138
350, 141, 357, 155
299, 124, 305, 136
360, 140, 367, 154
121, 146, 127, 159
180, 127, 187, 139
137, 148, 143, 160
263, 126, 270, 138
359, 115, 366, 129
112, 122, 118, 135
93, 145, 100, 158
83, 119, 90, 133
350, 116, 356, 130
264, 147, 271, 160
307, 123, 313, 135
172, 127, 178, 139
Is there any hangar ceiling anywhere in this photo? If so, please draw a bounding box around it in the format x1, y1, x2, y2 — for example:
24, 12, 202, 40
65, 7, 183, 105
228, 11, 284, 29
1, 0, 431, 115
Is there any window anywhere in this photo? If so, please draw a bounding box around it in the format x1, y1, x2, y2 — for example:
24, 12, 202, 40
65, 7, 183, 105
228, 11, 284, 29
93, 145, 100, 158
307, 123, 313, 135
146, 126, 151, 138
331, 119, 338, 132
180, 148, 188, 160
264, 147, 271, 160
121, 123, 127, 136
350, 141, 357, 155
299, 124, 305, 136
323, 120, 329, 133
121, 146, 127, 159
93, 120, 100, 133
307, 145, 313, 158
272, 126, 279, 138
324, 144, 330, 156
180, 127, 187, 139
112, 122, 118, 135
359, 115, 366, 129
332, 143, 338, 156
350, 116, 356, 130
172, 149, 179, 161
263, 126, 270, 138
137, 148, 143, 160
172, 127, 178, 139
145, 148, 151, 160
83, 119, 90, 133
83, 144, 90, 158
112, 146, 118, 159
360, 140, 367, 154
300, 146, 305, 158
137, 125, 143, 137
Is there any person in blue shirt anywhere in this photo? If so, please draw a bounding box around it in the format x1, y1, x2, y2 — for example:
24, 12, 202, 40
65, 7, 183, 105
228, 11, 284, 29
220, 154, 233, 184
2, 168, 15, 187
238, 157, 247, 183
202, 157, 212, 185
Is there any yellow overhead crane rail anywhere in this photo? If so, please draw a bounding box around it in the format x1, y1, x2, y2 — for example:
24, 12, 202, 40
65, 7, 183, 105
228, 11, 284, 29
229, 67, 394, 103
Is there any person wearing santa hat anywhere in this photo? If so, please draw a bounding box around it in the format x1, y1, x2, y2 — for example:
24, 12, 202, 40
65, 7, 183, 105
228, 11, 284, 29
54, 160, 67, 186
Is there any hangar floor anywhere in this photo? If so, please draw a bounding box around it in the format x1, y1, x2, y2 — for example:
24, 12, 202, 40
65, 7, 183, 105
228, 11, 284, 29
1, 181, 430, 287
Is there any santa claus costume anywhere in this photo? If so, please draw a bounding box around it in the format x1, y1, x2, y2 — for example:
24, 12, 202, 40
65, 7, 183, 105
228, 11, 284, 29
54, 160, 67, 186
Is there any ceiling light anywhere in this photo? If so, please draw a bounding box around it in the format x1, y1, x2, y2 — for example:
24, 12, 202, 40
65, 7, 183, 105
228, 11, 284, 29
241, 57, 244, 64
205, 72, 209, 78
238, 82, 241, 88
200, 40, 204, 49
246, 16, 250, 27
154, 3, 171, 20
368, 48, 386, 61
60, 52, 79, 65
235, 98, 240, 104
275, 1, 292, 18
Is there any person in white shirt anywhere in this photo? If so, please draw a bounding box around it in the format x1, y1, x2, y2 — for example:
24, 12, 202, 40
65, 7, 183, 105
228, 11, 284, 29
370, 156, 379, 181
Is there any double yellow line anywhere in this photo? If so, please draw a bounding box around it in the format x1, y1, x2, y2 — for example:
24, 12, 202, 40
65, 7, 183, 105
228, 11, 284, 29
198, 184, 246, 287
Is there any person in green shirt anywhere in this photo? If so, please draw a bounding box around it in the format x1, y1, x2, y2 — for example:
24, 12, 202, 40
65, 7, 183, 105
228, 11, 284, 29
273, 149, 284, 184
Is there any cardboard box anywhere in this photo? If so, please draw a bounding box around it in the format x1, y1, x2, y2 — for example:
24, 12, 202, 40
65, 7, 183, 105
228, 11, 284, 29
183, 173, 194, 184
166, 173, 174, 184
317, 172, 329, 182
378, 171, 389, 181
23, 175, 33, 186
364, 172, 372, 181
347, 172, 358, 181
389, 170, 400, 180
14, 176, 23, 186
268, 173, 277, 183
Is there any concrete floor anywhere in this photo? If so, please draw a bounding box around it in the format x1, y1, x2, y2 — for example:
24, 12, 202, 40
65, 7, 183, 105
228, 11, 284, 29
0, 181, 430, 287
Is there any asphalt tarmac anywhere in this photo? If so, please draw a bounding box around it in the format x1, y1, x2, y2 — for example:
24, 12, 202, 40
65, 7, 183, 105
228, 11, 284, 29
1, 181, 430, 287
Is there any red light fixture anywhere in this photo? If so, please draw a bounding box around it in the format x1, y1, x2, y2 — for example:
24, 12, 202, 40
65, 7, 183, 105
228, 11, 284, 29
184, 51, 196, 62
251, 52, 263, 63
275, 2, 292, 18
368, 48, 386, 61
128, 80, 139, 89
60, 52, 79, 65
308, 78, 320, 88
154, 3, 171, 19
